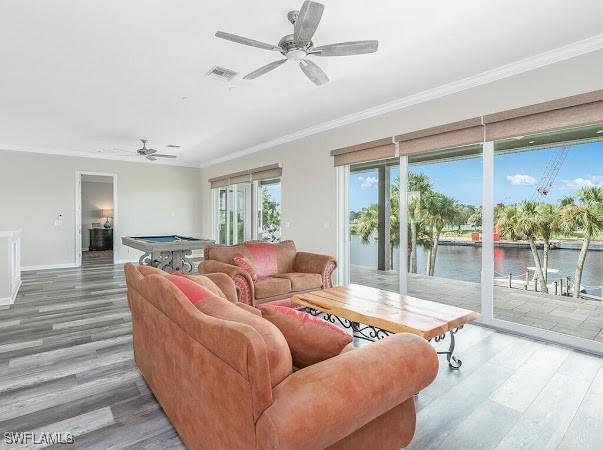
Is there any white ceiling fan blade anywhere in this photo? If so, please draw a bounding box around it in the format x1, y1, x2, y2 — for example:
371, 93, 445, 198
299, 59, 328, 86
294, 1, 324, 46
311, 40, 378, 57
146, 155, 157, 161
100, 148, 136, 157
244, 59, 287, 80
152, 154, 177, 159
215, 31, 280, 52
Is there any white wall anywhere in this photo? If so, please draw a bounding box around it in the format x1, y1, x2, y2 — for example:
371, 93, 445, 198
200, 50, 603, 258
81, 179, 113, 250
0, 151, 204, 268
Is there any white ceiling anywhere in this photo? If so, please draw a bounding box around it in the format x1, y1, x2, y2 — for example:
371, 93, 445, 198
1, 0, 602, 167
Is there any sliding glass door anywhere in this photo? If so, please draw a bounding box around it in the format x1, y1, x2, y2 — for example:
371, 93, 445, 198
339, 123, 603, 352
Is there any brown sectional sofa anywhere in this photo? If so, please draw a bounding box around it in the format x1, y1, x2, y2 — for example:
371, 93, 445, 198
124, 263, 439, 450
199, 240, 337, 306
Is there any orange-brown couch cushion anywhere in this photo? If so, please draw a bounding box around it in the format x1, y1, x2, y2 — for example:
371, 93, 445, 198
137, 265, 228, 299
196, 297, 292, 387
167, 274, 215, 305
273, 273, 322, 291
261, 305, 353, 368
255, 277, 292, 299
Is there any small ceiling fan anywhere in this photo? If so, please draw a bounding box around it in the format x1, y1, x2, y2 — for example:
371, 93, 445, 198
100, 139, 177, 161
215, 0, 378, 86
135, 139, 177, 161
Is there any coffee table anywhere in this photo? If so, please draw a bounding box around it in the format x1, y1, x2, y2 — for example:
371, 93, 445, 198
292, 284, 479, 369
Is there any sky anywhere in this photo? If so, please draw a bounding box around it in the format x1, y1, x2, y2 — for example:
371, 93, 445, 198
263, 183, 281, 204
349, 140, 603, 211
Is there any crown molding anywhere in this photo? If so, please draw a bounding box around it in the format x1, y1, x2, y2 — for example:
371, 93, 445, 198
201, 33, 603, 168
0, 145, 200, 169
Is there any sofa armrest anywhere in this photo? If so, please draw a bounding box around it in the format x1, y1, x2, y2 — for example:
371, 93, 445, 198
198, 273, 238, 303
294, 252, 337, 289
198, 260, 255, 305
236, 302, 262, 316
256, 334, 438, 450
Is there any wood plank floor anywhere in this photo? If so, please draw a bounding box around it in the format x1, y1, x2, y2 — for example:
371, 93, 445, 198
1, 255, 602, 449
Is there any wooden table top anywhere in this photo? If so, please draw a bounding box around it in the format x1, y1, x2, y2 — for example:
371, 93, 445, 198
292, 284, 479, 341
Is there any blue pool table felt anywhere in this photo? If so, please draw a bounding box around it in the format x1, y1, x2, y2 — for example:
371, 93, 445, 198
131, 235, 201, 243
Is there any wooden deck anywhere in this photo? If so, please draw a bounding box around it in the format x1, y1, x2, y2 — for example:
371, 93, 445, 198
0, 257, 602, 449
351, 265, 603, 343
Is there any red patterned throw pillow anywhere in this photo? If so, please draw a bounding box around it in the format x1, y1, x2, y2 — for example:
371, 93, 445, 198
261, 305, 353, 368
167, 273, 215, 305
232, 254, 259, 282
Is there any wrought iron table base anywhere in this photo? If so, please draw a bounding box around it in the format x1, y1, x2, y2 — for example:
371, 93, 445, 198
304, 307, 463, 369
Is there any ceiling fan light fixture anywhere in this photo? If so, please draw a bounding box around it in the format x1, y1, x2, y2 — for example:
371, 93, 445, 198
286, 49, 307, 61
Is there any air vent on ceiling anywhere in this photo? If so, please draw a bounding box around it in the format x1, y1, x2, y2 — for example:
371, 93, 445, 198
206, 66, 237, 82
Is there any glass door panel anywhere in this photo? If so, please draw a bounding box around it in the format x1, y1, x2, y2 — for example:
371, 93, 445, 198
234, 182, 252, 244
257, 179, 281, 242
493, 128, 603, 341
217, 187, 228, 244
406, 146, 483, 312
349, 160, 400, 292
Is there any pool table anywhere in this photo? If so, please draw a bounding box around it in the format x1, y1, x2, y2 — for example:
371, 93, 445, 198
122, 235, 214, 273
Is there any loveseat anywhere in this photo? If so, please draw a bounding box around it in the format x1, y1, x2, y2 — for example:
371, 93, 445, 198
199, 240, 337, 306
124, 263, 439, 450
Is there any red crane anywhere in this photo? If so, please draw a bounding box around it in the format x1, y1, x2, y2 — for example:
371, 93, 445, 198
533, 145, 569, 200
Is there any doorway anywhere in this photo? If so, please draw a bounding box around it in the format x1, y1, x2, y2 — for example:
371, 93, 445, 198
75, 172, 117, 266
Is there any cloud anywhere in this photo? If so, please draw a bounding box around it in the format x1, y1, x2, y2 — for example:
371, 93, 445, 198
358, 176, 378, 188
562, 175, 603, 189
506, 174, 536, 186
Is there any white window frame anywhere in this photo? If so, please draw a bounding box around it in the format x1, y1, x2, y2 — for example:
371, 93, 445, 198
212, 178, 281, 245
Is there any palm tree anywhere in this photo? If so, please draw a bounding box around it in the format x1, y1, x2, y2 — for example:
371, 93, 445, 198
467, 207, 482, 231
353, 204, 378, 244
561, 186, 603, 298
408, 173, 432, 273
515, 201, 548, 293
535, 203, 561, 283
423, 193, 458, 276
353, 177, 401, 270
497, 203, 548, 293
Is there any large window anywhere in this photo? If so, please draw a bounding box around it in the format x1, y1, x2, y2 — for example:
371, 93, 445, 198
214, 178, 281, 245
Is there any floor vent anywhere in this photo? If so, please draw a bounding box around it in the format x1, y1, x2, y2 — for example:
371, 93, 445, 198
206, 66, 237, 82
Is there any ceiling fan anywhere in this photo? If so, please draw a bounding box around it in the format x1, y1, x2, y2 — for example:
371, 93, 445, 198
215, 1, 378, 86
100, 139, 177, 161
135, 139, 177, 161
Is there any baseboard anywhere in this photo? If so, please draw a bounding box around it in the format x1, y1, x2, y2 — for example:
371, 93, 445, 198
21, 262, 79, 271
115, 258, 140, 265
0, 279, 22, 306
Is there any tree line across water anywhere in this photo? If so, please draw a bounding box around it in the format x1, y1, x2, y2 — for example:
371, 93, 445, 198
351, 172, 603, 298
